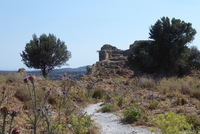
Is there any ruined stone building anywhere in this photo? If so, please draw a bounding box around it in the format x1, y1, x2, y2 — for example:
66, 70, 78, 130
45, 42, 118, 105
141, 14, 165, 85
98, 40, 151, 61
86, 40, 151, 75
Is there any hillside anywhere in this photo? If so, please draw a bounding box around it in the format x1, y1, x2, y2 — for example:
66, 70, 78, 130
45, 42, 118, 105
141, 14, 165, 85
0, 46, 200, 133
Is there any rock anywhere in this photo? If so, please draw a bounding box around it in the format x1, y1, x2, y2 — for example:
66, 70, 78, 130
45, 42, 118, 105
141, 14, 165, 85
86, 66, 92, 75
18, 68, 26, 74
147, 94, 156, 100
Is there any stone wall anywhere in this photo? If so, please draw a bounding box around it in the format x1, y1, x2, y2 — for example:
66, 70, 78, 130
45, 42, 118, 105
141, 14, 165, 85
98, 40, 152, 61
98, 44, 125, 61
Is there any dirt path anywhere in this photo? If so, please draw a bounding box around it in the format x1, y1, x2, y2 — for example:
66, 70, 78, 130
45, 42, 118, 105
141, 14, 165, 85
83, 102, 154, 134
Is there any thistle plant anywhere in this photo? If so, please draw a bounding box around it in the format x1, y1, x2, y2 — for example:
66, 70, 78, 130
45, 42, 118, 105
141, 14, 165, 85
40, 89, 53, 134
23, 75, 54, 134
60, 73, 73, 96
1, 107, 9, 134
11, 128, 20, 134
0, 107, 18, 134
58, 74, 74, 121
23, 75, 41, 134
42, 106, 51, 134
8, 110, 18, 134
0, 87, 6, 108
57, 91, 67, 124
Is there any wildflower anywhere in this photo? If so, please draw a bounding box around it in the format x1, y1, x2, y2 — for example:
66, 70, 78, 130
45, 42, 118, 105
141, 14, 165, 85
0, 106, 9, 115
63, 73, 67, 77
45, 107, 49, 111
12, 128, 20, 134
47, 89, 51, 93
23, 77, 29, 83
29, 75, 36, 84
66, 78, 69, 81
10, 110, 17, 117
37, 107, 41, 112
59, 76, 63, 80
57, 93, 61, 96
62, 91, 66, 95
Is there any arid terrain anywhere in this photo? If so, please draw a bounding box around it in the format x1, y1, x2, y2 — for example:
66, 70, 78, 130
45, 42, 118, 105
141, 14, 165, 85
0, 56, 200, 133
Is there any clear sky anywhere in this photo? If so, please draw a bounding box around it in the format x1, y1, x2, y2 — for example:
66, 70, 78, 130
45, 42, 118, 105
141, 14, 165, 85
0, 0, 200, 70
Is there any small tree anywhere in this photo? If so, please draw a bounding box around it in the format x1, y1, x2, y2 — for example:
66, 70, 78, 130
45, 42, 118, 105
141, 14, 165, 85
129, 17, 197, 76
149, 17, 196, 74
21, 34, 71, 77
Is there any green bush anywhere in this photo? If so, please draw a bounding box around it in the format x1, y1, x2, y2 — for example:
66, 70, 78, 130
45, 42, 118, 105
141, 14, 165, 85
123, 105, 147, 123
70, 113, 91, 134
117, 97, 124, 107
186, 115, 200, 133
148, 100, 160, 110
153, 112, 192, 134
100, 104, 114, 113
50, 122, 67, 134
176, 97, 187, 106
92, 89, 103, 99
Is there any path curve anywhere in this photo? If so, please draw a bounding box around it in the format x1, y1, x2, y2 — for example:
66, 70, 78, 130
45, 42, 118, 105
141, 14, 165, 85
83, 102, 154, 134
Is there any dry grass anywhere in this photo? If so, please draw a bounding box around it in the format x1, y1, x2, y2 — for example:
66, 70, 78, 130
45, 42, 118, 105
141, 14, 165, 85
14, 87, 31, 102
5, 73, 25, 83
157, 76, 200, 100
86, 75, 200, 129
0, 71, 200, 133
135, 77, 156, 89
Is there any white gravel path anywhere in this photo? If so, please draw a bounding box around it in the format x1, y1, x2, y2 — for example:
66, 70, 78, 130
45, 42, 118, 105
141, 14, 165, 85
83, 102, 154, 134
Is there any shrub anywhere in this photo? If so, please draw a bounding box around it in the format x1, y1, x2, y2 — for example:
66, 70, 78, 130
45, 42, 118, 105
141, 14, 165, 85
148, 100, 160, 110
50, 122, 67, 134
100, 104, 114, 113
117, 97, 124, 107
70, 113, 91, 134
153, 112, 192, 134
136, 77, 156, 89
123, 105, 147, 123
176, 97, 187, 106
92, 89, 103, 99
157, 77, 181, 93
186, 115, 200, 133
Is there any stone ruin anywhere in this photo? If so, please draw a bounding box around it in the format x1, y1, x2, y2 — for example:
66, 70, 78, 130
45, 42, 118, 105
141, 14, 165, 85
98, 44, 130, 61
86, 40, 151, 76
98, 40, 152, 62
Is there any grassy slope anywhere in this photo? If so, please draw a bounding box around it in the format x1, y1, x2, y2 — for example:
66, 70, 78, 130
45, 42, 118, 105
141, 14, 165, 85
0, 71, 199, 133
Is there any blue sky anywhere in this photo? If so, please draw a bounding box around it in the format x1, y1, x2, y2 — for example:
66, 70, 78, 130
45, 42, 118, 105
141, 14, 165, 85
0, 0, 200, 70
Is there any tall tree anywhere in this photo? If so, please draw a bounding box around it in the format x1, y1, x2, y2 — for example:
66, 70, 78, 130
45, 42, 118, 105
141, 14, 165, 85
21, 34, 71, 77
149, 17, 196, 74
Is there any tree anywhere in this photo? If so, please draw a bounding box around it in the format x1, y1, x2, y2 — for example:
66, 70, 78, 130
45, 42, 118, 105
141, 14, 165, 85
188, 46, 200, 69
149, 17, 196, 75
128, 41, 155, 72
129, 17, 197, 75
21, 33, 71, 77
